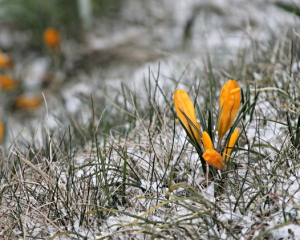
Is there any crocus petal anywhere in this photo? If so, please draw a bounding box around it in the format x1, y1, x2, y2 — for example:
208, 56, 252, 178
217, 80, 241, 139
222, 129, 239, 163
174, 89, 201, 143
203, 149, 223, 170
202, 131, 213, 150
44, 28, 60, 49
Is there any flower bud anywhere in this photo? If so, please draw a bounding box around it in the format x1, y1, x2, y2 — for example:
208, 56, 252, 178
174, 89, 201, 143
217, 80, 241, 139
203, 149, 223, 170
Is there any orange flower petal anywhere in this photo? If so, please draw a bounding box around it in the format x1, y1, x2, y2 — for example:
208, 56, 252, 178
0, 121, 3, 145
174, 89, 201, 143
0, 51, 13, 69
0, 75, 18, 90
44, 28, 60, 49
217, 80, 241, 139
15, 96, 42, 110
222, 129, 239, 163
202, 131, 213, 150
203, 149, 223, 170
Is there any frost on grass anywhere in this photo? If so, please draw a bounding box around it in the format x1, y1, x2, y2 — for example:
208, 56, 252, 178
2, 58, 300, 239
91, 99, 300, 240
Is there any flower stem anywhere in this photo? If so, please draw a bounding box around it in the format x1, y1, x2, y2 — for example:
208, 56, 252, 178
216, 137, 222, 152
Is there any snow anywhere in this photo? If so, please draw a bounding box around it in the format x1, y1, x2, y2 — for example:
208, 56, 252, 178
63, 82, 92, 113
23, 58, 49, 91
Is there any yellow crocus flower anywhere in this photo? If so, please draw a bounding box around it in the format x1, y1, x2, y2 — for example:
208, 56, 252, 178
203, 149, 222, 170
0, 75, 18, 90
15, 96, 42, 110
0, 51, 13, 69
44, 28, 60, 49
217, 80, 241, 140
0, 121, 3, 145
222, 129, 239, 164
174, 89, 201, 143
202, 131, 222, 170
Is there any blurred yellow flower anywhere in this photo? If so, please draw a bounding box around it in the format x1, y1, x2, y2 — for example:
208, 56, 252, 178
44, 28, 60, 49
222, 129, 239, 164
15, 96, 42, 110
0, 120, 3, 145
0, 75, 18, 90
174, 89, 201, 143
0, 51, 13, 69
217, 80, 240, 140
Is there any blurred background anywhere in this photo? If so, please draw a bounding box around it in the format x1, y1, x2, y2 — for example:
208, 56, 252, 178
0, 0, 299, 146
